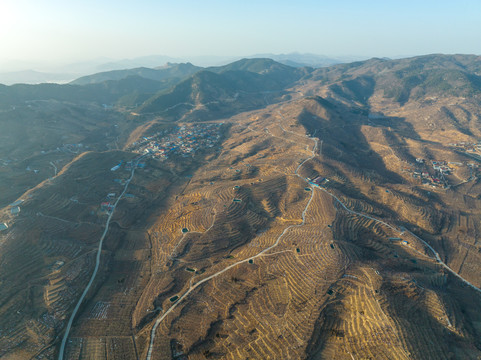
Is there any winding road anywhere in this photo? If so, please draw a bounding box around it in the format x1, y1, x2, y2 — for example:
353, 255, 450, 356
145, 122, 319, 359
404, 229, 481, 294
317, 184, 481, 295
146, 102, 481, 358
55, 100, 481, 359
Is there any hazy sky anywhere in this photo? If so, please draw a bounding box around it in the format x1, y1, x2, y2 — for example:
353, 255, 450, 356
1, 0, 480, 67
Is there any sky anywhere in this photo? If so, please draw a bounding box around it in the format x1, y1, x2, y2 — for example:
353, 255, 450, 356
1, 0, 480, 70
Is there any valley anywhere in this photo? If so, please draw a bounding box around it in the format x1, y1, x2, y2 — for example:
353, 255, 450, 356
1, 55, 481, 359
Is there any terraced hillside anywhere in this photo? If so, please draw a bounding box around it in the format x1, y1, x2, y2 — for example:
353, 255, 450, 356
132, 95, 481, 360
1, 55, 481, 359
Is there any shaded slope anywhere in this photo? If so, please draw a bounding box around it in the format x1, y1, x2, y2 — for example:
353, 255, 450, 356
0, 76, 168, 107
137, 59, 309, 117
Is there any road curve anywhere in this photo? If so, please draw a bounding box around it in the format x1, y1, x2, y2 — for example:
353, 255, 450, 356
405, 229, 481, 294
317, 187, 398, 232
318, 187, 481, 295
146, 104, 481, 359
58, 157, 142, 360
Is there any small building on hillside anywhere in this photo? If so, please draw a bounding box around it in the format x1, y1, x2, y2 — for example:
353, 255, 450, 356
111, 161, 122, 171
368, 112, 386, 120
101, 202, 111, 211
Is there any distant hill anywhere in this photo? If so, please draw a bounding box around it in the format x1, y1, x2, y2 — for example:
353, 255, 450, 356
137, 59, 309, 116
310, 54, 481, 106
208, 58, 309, 87
71, 63, 201, 85
208, 58, 294, 73
247, 53, 354, 68
0, 75, 170, 108
94, 55, 182, 71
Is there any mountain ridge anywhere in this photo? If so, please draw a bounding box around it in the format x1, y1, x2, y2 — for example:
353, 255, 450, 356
2, 53, 481, 359
70, 62, 201, 85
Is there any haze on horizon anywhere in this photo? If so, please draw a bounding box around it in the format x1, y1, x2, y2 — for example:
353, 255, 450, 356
1, 0, 480, 71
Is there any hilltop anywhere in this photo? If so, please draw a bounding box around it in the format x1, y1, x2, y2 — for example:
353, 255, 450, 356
137, 58, 309, 118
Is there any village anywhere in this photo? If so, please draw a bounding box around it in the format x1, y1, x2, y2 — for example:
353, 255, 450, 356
128, 123, 223, 160
97, 124, 223, 215
403, 157, 479, 188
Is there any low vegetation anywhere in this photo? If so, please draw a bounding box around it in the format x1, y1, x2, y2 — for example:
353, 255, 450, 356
1, 55, 481, 359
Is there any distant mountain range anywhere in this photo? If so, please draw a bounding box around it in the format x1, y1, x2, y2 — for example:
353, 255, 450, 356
70, 63, 202, 85
246, 53, 362, 67
0, 53, 360, 85
2, 55, 481, 118
0, 58, 310, 116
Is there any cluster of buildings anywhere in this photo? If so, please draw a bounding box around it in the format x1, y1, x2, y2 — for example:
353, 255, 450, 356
129, 123, 223, 160
309, 176, 329, 186
431, 161, 452, 174
110, 154, 145, 173
408, 159, 451, 187
407, 158, 480, 188
100, 193, 116, 214
449, 141, 481, 153
306, 175, 329, 187
0, 159, 13, 166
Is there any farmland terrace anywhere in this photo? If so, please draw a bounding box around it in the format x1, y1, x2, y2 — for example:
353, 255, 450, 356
1, 55, 481, 359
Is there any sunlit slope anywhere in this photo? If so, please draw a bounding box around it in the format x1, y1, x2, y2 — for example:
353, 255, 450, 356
1, 55, 481, 359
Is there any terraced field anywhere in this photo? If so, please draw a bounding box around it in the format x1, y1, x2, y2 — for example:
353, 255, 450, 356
2, 56, 481, 359
126, 98, 481, 359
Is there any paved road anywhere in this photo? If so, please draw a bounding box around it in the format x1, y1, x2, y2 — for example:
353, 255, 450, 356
146, 103, 481, 358
404, 229, 481, 294
317, 187, 398, 232
318, 187, 481, 295
58, 157, 142, 360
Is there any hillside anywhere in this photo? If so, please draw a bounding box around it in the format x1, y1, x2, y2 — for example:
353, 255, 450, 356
70, 63, 201, 85
311, 54, 481, 104
0, 75, 171, 108
137, 59, 309, 118
1, 55, 481, 359
247, 52, 346, 67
